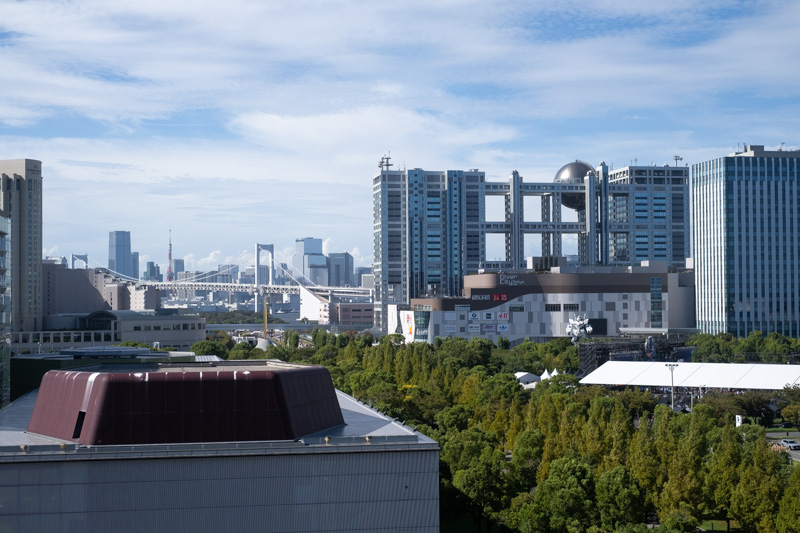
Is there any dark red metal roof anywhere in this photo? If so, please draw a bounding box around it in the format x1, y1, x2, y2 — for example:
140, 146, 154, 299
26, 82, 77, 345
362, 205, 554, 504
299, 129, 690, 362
27, 363, 344, 445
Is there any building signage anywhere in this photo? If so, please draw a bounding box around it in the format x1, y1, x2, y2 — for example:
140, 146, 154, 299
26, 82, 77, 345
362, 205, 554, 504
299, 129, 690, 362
401, 311, 414, 335
468, 311, 480, 320
482, 324, 495, 332
472, 294, 490, 301
497, 323, 510, 332
468, 324, 481, 333
509, 305, 524, 312
492, 294, 509, 302
499, 274, 524, 286
445, 311, 457, 321
496, 311, 509, 321
483, 312, 494, 321
444, 325, 457, 333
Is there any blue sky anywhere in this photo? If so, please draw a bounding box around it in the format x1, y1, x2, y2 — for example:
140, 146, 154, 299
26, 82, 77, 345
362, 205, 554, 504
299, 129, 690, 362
1, 0, 799, 272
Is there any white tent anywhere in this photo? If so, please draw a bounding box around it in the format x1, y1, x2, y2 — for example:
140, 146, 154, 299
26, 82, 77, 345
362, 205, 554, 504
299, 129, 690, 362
580, 361, 800, 391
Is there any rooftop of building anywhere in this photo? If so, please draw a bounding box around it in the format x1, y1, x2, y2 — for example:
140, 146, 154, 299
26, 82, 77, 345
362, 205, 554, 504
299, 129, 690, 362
0, 361, 436, 460
729, 144, 800, 158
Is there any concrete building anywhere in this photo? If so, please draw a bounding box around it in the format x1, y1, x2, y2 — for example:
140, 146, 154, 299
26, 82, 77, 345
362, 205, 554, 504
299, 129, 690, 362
0, 159, 42, 332
372, 159, 690, 333
328, 252, 354, 287
131, 251, 139, 281
0, 361, 439, 532
693, 144, 800, 336
294, 237, 328, 286
11, 309, 205, 354
394, 261, 695, 345
43, 262, 159, 316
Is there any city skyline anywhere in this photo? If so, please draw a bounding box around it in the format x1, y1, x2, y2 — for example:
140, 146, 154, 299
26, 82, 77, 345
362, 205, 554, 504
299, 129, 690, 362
1, 2, 799, 268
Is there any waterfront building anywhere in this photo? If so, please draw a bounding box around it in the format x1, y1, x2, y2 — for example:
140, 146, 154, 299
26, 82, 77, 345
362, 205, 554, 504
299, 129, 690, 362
372, 160, 690, 332
396, 261, 695, 345
0, 159, 42, 332
693, 144, 800, 336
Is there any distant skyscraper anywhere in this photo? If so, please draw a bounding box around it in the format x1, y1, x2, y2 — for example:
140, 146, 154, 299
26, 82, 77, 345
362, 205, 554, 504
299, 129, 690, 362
143, 261, 162, 282
108, 231, 134, 279
294, 238, 328, 285
328, 252, 354, 287
0, 159, 43, 332
131, 252, 139, 281
693, 144, 800, 336
170, 258, 185, 277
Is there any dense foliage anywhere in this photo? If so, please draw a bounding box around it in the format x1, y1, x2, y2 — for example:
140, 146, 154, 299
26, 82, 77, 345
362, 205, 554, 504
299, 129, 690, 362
191, 330, 800, 532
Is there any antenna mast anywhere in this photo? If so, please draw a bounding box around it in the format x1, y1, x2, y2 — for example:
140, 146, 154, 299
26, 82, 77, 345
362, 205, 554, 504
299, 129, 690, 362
378, 152, 393, 171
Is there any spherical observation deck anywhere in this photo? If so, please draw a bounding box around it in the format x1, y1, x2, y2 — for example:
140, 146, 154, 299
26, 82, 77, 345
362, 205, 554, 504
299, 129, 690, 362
554, 160, 595, 210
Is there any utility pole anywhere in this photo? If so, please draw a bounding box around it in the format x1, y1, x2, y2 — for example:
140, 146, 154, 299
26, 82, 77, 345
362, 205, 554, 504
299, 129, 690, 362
666, 363, 678, 410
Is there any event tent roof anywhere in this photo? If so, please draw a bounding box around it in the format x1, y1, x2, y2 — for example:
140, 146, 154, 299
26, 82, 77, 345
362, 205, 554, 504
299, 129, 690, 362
580, 361, 800, 391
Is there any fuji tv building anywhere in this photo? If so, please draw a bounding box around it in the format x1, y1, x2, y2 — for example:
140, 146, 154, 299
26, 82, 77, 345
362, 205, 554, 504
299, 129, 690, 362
0, 361, 439, 532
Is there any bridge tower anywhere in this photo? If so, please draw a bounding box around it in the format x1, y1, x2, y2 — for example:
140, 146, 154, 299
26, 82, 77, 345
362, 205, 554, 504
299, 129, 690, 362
71, 254, 89, 269
254, 243, 275, 312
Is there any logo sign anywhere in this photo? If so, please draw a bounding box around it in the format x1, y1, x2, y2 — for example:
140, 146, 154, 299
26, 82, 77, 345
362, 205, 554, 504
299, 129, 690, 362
482, 324, 495, 332
468, 324, 481, 333
472, 294, 490, 301
483, 312, 494, 320
444, 325, 457, 333
492, 293, 509, 302
497, 312, 509, 321
498, 323, 510, 332
468, 311, 480, 320
499, 274, 524, 286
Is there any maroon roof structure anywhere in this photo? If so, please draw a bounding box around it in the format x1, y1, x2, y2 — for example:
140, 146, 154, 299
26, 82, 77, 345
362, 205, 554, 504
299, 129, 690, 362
27, 362, 345, 445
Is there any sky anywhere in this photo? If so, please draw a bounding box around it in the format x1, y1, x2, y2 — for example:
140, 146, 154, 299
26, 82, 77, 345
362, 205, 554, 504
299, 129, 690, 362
2, 0, 800, 273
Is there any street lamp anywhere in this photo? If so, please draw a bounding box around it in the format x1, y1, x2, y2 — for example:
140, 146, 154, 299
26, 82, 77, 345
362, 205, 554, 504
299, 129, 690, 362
665, 363, 678, 411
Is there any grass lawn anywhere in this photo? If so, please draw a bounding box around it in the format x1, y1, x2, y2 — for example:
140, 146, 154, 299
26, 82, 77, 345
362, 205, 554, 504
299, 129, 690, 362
699, 518, 743, 531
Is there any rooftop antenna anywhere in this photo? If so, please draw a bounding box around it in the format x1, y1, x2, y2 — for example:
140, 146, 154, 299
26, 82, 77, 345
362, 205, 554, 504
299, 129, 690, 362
779, 142, 785, 151
673, 155, 683, 166
378, 152, 393, 171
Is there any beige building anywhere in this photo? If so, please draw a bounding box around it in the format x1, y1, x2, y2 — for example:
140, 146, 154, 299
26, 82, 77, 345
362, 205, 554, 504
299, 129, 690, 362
0, 159, 42, 332
43, 261, 159, 315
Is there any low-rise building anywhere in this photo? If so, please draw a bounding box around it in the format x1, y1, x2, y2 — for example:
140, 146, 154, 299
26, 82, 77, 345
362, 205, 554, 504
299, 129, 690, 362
394, 261, 695, 345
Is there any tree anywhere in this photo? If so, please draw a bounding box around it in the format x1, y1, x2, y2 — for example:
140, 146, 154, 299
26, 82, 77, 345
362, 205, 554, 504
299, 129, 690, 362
730, 437, 784, 533
703, 423, 741, 530
525, 455, 597, 533
776, 465, 800, 533
453, 447, 511, 533
511, 429, 545, 490
189, 340, 228, 359
595, 466, 645, 531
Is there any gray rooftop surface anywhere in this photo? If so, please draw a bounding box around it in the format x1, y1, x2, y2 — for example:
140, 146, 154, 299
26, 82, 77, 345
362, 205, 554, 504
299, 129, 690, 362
0, 385, 437, 460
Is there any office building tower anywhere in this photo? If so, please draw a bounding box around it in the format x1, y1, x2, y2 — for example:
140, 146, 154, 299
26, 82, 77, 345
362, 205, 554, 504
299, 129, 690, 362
143, 262, 162, 282
693, 144, 800, 336
131, 252, 139, 281
0, 159, 42, 332
328, 252, 354, 286
294, 238, 328, 286
373, 159, 689, 332
108, 231, 134, 279
355, 266, 372, 287
170, 258, 185, 277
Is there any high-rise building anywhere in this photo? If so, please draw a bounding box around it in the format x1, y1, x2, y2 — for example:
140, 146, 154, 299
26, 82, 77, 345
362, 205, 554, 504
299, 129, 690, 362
131, 251, 139, 281
693, 144, 800, 336
328, 252, 354, 286
373, 160, 690, 332
0, 159, 42, 332
293, 238, 328, 285
108, 231, 133, 279
170, 258, 185, 277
